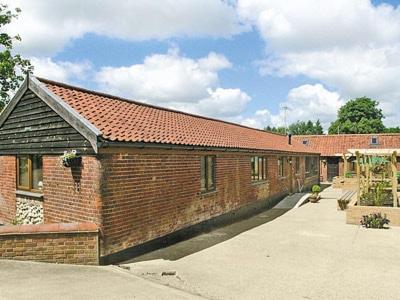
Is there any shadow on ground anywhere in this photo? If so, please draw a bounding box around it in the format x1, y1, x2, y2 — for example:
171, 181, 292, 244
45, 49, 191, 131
123, 207, 290, 263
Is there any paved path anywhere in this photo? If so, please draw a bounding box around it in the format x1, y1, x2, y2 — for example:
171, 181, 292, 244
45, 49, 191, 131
0, 260, 203, 300
126, 194, 400, 300
320, 186, 345, 199
125, 193, 307, 263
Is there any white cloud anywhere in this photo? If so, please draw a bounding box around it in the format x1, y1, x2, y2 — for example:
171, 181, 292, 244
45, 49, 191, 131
5, 0, 245, 56
240, 109, 272, 129
30, 57, 92, 83
242, 84, 343, 131
169, 88, 251, 118
238, 0, 400, 52
95, 49, 251, 119
238, 0, 400, 127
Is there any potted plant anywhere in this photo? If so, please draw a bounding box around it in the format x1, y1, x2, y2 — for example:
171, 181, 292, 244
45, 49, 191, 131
60, 150, 81, 168
309, 184, 321, 203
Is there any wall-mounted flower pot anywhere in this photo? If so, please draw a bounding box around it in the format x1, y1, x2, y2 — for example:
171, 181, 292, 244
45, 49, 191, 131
62, 156, 82, 168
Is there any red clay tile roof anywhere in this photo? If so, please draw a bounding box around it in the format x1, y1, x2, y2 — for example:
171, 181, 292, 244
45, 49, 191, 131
294, 134, 400, 156
38, 78, 317, 154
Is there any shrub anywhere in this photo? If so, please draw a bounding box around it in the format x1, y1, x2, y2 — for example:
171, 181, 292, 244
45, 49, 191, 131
360, 181, 393, 207
345, 171, 353, 178
360, 213, 390, 229
312, 185, 321, 193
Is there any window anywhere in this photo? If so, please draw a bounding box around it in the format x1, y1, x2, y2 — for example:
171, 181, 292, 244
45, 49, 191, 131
17, 155, 43, 192
313, 157, 319, 175
251, 156, 267, 181
305, 156, 319, 177
370, 136, 378, 145
201, 156, 216, 192
295, 157, 300, 174
302, 140, 309, 145
278, 157, 285, 177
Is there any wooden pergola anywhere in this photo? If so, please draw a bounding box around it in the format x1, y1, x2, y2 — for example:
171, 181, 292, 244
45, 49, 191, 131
343, 149, 399, 207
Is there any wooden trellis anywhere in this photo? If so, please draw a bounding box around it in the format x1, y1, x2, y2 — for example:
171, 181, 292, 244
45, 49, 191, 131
353, 150, 398, 207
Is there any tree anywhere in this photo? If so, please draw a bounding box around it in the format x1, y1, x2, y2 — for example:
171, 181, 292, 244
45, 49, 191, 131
328, 97, 385, 134
288, 120, 323, 135
264, 125, 286, 134
0, 3, 33, 111
385, 127, 400, 133
264, 120, 324, 135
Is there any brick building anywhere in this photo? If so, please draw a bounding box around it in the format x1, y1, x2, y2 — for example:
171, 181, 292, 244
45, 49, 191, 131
294, 134, 400, 182
0, 75, 319, 263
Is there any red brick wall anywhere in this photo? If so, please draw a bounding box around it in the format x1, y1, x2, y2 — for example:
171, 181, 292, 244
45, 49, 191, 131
43, 156, 102, 224
0, 151, 319, 259
99, 149, 319, 256
0, 156, 16, 223
0, 223, 99, 265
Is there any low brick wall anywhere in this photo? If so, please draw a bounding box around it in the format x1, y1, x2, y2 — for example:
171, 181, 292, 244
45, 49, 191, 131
0, 222, 99, 265
346, 205, 400, 226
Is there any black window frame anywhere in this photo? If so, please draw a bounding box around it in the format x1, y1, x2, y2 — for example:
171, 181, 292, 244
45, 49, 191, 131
295, 157, 301, 174
305, 156, 319, 177
200, 155, 216, 192
251, 156, 267, 182
370, 136, 378, 145
17, 154, 43, 193
278, 157, 285, 178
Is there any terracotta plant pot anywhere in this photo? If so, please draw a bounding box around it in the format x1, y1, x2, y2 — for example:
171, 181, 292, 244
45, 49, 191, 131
309, 193, 320, 203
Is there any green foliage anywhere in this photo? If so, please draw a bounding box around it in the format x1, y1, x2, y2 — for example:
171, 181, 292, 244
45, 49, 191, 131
345, 171, 353, 178
311, 184, 321, 193
385, 127, 400, 133
10, 217, 21, 225
360, 213, 389, 229
0, 3, 33, 110
265, 119, 323, 135
360, 182, 393, 207
60, 150, 81, 167
264, 125, 286, 134
328, 97, 385, 134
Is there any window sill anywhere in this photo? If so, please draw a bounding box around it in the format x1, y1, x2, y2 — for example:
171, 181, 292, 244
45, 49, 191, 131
200, 189, 217, 196
251, 180, 268, 186
278, 176, 286, 180
16, 190, 43, 200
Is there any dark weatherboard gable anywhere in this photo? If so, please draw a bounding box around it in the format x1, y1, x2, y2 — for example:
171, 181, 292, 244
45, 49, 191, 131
0, 88, 94, 154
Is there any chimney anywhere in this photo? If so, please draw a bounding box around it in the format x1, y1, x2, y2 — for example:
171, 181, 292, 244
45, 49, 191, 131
288, 134, 292, 145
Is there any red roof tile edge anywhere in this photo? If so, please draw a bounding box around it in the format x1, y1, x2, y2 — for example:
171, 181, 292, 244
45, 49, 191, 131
0, 222, 99, 235
293, 134, 400, 156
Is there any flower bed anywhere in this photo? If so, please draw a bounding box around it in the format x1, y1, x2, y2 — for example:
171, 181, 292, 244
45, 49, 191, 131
346, 204, 400, 226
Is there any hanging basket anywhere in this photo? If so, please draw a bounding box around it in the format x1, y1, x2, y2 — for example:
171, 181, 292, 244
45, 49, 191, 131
62, 156, 82, 168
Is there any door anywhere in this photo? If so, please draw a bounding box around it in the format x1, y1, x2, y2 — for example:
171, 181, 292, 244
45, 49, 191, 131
327, 157, 339, 181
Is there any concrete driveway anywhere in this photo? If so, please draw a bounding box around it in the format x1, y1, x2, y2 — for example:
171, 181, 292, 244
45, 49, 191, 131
0, 260, 203, 300
126, 193, 400, 300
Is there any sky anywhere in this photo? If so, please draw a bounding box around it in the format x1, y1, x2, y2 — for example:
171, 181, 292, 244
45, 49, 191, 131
3, 0, 400, 131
